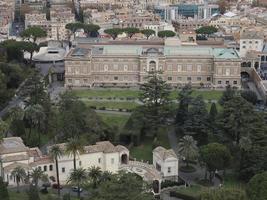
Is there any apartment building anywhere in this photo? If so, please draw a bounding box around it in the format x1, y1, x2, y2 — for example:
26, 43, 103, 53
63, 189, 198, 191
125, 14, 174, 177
64, 39, 241, 88
25, 7, 75, 41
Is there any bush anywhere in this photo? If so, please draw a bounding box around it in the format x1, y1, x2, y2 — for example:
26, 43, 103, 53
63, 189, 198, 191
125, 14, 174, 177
90, 106, 96, 109
179, 165, 197, 173
161, 180, 184, 189
99, 106, 106, 110
169, 191, 199, 200
63, 193, 71, 200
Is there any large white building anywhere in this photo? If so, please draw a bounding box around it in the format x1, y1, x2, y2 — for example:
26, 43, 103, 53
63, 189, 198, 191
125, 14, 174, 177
239, 31, 264, 57
0, 137, 178, 191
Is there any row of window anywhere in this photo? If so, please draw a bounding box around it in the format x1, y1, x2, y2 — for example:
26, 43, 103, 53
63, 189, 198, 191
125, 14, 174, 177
217, 80, 238, 85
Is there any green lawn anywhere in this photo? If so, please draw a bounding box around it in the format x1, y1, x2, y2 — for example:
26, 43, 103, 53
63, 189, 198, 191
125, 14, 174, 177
9, 190, 59, 200
84, 101, 139, 110
98, 113, 130, 130
130, 127, 170, 163
71, 89, 139, 98
72, 89, 223, 101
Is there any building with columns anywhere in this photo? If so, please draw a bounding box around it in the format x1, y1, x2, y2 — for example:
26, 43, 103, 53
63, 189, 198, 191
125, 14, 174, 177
65, 38, 241, 88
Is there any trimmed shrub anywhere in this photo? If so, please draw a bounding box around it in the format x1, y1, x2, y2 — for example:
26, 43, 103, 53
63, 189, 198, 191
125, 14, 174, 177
169, 191, 199, 200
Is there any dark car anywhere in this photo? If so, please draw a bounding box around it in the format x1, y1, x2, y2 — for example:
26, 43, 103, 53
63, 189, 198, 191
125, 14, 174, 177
52, 183, 63, 189
72, 186, 83, 192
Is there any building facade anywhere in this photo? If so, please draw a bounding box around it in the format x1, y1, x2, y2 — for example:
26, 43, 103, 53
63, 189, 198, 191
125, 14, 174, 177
0, 137, 129, 185
65, 40, 241, 88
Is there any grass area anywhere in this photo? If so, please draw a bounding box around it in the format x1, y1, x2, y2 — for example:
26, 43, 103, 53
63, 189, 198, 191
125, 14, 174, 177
97, 113, 130, 130
175, 185, 203, 198
84, 101, 139, 110
9, 190, 59, 200
72, 89, 223, 101
71, 89, 139, 98
130, 127, 170, 163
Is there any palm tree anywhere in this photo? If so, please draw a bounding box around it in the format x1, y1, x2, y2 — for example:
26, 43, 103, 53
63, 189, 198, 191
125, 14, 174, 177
100, 171, 112, 183
11, 166, 26, 193
30, 167, 45, 187
65, 137, 84, 170
88, 166, 102, 188
49, 145, 63, 196
67, 168, 88, 199
178, 135, 199, 168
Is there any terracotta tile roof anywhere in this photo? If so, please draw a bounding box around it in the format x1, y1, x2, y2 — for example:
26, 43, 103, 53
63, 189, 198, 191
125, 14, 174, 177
2, 154, 29, 163
30, 156, 53, 166
153, 146, 178, 161
0, 137, 28, 155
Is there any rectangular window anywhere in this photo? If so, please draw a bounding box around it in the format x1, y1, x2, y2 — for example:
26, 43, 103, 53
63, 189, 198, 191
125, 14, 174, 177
233, 81, 237, 84
168, 167, 171, 173
43, 166, 47, 172
49, 165, 53, 171
218, 81, 222, 84
197, 65, 201, 72
197, 77, 201, 81
177, 77, 182, 81
168, 77, 172, 81
226, 81, 230, 84
114, 76, 118, 80
187, 77, 191, 81
111, 158, 114, 164
62, 167, 65, 173
207, 77, 211, 81
98, 158, 101, 164
177, 65, 182, 72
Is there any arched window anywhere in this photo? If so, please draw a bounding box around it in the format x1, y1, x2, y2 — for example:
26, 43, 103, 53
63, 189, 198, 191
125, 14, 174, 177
49, 165, 53, 171
149, 61, 156, 71
44, 165, 47, 172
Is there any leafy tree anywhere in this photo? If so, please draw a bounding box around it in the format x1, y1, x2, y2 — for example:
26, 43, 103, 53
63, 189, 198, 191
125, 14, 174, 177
0, 119, 9, 138
183, 96, 209, 145
91, 172, 153, 200
200, 188, 247, 200
65, 22, 84, 39
217, 96, 255, 145
175, 84, 193, 126
83, 24, 100, 37
247, 171, 267, 200
21, 26, 47, 43
195, 26, 218, 35
27, 184, 40, 200
219, 85, 236, 106
209, 102, 218, 135
123, 27, 140, 38
24, 104, 45, 145
200, 143, 231, 183
239, 114, 267, 181
20, 41, 39, 63
0, 40, 24, 62
88, 166, 102, 188
241, 90, 258, 105
158, 30, 176, 38
67, 168, 88, 199
0, 177, 9, 200
141, 29, 155, 39
139, 71, 172, 137
30, 167, 45, 187
104, 28, 123, 40
49, 145, 63, 196
178, 135, 198, 168
65, 137, 84, 170
11, 166, 26, 193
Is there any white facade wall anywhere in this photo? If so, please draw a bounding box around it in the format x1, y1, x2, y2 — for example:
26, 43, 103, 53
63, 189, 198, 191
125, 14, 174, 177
240, 38, 264, 57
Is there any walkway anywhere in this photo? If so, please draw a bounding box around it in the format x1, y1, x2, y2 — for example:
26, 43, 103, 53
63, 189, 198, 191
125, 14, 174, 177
119, 161, 162, 182
167, 128, 221, 187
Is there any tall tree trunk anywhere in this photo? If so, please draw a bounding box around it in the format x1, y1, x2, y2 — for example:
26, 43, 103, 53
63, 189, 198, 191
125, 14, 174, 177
56, 159, 60, 196
78, 183, 80, 199
16, 181, 19, 193
73, 154, 76, 170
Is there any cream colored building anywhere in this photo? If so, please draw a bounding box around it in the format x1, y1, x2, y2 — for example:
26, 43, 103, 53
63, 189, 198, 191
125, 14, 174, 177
153, 147, 178, 181
0, 137, 129, 185
65, 39, 241, 88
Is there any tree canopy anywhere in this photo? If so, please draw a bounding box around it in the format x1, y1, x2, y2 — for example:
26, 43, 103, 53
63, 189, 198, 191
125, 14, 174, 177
123, 27, 140, 38
247, 171, 267, 200
104, 28, 123, 40
195, 26, 218, 35
141, 29, 155, 39
20, 26, 47, 42
158, 30, 176, 38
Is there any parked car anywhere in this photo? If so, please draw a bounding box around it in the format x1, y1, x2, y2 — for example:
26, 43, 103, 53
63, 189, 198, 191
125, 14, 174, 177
72, 186, 83, 192
52, 183, 63, 189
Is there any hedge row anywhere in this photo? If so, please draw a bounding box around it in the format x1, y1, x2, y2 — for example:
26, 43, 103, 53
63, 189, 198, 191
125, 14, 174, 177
169, 191, 200, 200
